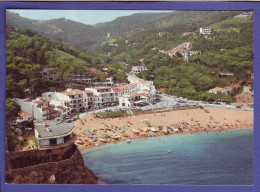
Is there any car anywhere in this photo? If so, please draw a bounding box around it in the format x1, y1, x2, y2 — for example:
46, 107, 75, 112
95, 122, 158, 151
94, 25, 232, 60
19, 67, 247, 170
236, 106, 242, 108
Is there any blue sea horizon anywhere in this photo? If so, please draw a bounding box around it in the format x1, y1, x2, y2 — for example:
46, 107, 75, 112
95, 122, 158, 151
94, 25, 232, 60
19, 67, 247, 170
82, 128, 253, 185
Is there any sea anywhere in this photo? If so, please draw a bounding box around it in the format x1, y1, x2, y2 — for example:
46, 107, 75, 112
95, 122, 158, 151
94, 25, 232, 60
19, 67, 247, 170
82, 128, 253, 185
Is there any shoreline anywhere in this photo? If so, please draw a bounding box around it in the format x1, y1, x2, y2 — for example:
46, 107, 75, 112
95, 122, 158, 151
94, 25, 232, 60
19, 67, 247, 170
78, 126, 253, 153
73, 107, 253, 152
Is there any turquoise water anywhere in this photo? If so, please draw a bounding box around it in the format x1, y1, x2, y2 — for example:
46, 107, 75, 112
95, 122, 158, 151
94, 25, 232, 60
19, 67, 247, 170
82, 128, 253, 185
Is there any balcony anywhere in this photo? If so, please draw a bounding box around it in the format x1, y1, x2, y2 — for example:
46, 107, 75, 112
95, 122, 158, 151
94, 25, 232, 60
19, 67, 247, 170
42, 105, 55, 111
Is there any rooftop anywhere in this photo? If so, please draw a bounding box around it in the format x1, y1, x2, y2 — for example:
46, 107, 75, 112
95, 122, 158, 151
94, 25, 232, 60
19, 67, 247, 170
19, 111, 32, 117
61, 89, 84, 96
57, 106, 67, 111
209, 87, 224, 92
34, 100, 50, 105
37, 123, 75, 138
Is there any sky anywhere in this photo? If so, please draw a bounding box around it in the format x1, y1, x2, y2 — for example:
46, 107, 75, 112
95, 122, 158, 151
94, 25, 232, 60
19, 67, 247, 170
8, 10, 172, 25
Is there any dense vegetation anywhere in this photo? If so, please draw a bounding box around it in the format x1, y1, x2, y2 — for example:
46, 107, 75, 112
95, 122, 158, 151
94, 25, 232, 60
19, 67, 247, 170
6, 28, 127, 99
92, 12, 253, 102
6, 11, 174, 50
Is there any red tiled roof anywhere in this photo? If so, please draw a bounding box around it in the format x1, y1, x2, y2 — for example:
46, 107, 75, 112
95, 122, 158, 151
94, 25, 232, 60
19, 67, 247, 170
209, 87, 224, 92
85, 67, 98, 73
188, 51, 201, 53
24, 99, 33, 102
167, 48, 186, 54
61, 89, 84, 96
141, 93, 149, 97
57, 106, 67, 111
34, 100, 50, 105
53, 110, 61, 115
129, 93, 139, 97
19, 111, 32, 117
85, 90, 93, 94
42, 105, 55, 111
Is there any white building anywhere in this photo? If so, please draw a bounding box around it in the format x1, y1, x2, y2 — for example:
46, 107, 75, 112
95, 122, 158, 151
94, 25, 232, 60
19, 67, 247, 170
16, 111, 33, 123
35, 123, 76, 150
166, 48, 187, 58
200, 27, 212, 35
182, 32, 193, 36
15, 97, 60, 122
85, 87, 117, 108
131, 65, 147, 75
184, 50, 202, 61
208, 87, 230, 95
235, 12, 253, 17
177, 42, 192, 50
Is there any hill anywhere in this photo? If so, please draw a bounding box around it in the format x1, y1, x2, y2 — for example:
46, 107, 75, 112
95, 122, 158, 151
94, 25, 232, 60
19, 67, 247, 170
6, 11, 174, 50
6, 28, 127, 98
92, 11, 253, 102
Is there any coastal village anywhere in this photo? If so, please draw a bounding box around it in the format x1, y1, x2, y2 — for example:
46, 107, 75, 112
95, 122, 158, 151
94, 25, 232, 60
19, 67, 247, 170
5, 11, 254, 184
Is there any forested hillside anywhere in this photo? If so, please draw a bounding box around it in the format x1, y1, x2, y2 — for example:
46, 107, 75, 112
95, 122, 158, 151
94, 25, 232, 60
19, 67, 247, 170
6, 28, 126, 99
92, 11, 253, 102
6, 11, 174, 50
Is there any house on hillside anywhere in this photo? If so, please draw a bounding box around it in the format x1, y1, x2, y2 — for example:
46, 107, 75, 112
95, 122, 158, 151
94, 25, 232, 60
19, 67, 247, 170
208, 87, 224, 94
218, 73, 234, 78
84, 67, 99, 75
200, 27, 213, 35
139, 58, 145, 66
235, 12, 253, 17
166, 48, 187, 58
158, 32, 167, 37
130, 65, 147, 75
16, 111, 33, 123
177, 42, 192, 50
182, 32, 193, 36
184, 51, 201, 61
42, 68, 62, 81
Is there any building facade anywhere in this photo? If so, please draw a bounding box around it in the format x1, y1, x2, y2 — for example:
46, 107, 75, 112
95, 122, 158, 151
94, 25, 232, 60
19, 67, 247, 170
200, 27, 212, 35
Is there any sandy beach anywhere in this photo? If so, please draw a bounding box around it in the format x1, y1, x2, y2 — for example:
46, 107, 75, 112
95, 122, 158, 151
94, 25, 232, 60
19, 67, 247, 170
73, 108, 254, 151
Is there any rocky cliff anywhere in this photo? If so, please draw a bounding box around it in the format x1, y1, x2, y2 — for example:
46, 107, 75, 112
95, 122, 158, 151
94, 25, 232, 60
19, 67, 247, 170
6, 150, 98, 184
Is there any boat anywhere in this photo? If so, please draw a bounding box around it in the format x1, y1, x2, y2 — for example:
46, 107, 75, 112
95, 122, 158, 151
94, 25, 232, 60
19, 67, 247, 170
132, 129, 140, 133
174, 128, 180, 132
111, 135, 121, 140
99, 138, 107, 143
169, 126, 173, 131
127, 139, 131, 143
163, 123, 168, 134
121, 131, 128, 137
168, 150, 172, 153
151, 127, 158, 132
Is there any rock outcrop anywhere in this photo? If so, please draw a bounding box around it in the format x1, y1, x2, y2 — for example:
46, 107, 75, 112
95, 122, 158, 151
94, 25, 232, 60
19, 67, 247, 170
6, 150, 98, 184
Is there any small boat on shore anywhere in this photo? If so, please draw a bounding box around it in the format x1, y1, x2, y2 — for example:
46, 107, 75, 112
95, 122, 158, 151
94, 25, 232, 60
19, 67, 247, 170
151, 128, 158, 132
99, 138, 107, 143
163, 123, 168, 134
132, 129, 140, 133
111, 135, 121, 140
127, 139, 131, 143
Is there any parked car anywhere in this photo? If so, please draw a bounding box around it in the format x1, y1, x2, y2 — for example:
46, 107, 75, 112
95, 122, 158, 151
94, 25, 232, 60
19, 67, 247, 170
236, 106, 242, 108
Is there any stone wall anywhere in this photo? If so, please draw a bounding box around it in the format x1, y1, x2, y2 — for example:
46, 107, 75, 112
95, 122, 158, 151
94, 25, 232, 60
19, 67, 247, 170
6, 144, 77, 170
6, 145, 98, 184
